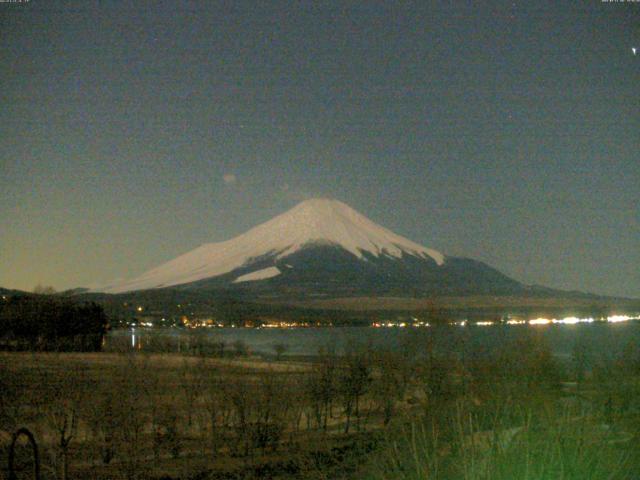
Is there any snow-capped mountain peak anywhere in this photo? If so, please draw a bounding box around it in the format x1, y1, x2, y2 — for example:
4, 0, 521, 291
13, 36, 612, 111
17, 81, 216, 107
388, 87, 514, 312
257, 198, 444, 263
101, 198, 444, 293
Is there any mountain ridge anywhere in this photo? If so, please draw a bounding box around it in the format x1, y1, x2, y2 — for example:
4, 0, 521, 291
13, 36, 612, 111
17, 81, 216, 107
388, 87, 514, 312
93, 198, 628, 303
100, 198, 447, 293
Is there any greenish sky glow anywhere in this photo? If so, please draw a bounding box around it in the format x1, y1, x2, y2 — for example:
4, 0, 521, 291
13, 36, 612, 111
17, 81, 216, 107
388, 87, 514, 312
1, 1, 638, 297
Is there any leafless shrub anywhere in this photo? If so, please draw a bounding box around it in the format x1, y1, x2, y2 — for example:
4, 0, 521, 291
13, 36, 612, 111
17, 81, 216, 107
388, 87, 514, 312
178, 358, 204, 428
224, 370, 295, 457
232, 339, 249, 357
84, 376, 120, 465
338, 344, 372, 434
32, 357, 87, 480
198, 363, 222, 455
370, 348, 413, 425
110, 355, 154, 480
153, 404, 181, 460
306, 347, 338, 432
273, 343, 288, 361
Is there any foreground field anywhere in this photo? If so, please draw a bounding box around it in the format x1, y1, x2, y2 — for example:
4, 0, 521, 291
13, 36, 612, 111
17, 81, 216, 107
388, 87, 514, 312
1, 331, 640, 479
0, 349, 393, 480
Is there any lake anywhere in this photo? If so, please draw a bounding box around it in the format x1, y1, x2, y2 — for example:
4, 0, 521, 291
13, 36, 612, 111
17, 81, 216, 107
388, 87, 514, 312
107, 320, 640, 359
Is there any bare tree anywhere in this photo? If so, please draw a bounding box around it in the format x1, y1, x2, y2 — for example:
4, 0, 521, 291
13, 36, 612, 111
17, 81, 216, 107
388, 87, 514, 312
196, 359, 231, 456
178, 358, 203, 428
306, 347, 338, 432
251, 371, 294, 454
84, 377, 120, 465
338, 345, 372, 433
35, 358, 85, 480
272, 343, 289, 361
232, 339, 249, 357
371, 348, 413, 425
226, 374, 254, 456
153, 404, 181, 460
113, 355, 152, 480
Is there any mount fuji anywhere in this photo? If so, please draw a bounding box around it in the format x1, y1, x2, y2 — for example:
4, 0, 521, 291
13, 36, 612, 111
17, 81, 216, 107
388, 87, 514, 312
100, 198, 523, 297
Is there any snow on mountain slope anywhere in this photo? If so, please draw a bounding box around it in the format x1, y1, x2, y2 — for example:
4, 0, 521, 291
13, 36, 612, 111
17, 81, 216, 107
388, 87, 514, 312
101, 198, 444, 293
233, 266, 282, 283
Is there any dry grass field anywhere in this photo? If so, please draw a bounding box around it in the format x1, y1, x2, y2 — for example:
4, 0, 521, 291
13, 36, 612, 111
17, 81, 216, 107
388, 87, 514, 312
1, 329, 639, 480
0, 349, 394, 480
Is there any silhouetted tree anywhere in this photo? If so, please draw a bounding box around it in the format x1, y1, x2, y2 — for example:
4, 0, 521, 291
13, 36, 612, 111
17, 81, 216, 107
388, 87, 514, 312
33, 284, 56, 295
273, 342, 288, 360
0, 296, 107, 351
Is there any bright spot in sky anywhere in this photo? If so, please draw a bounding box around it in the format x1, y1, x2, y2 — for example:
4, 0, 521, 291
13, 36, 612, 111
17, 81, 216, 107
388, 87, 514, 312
633, 47, 637, 55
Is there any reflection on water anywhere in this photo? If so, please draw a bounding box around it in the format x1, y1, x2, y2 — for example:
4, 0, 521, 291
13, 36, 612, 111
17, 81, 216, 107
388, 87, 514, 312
107, 320, 640, 358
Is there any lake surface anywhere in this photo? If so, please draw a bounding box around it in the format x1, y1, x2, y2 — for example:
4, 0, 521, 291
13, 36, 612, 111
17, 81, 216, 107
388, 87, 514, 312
107, 321, 640, 359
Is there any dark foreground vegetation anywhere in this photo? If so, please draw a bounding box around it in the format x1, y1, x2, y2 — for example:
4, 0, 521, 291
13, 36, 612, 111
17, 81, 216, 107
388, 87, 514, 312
0, 296, 108, 351
1, 328, 639, 479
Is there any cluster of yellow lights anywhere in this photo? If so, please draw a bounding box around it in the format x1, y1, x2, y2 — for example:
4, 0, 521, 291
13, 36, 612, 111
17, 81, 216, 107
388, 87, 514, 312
183, 318, 223, 329
444, 315, 639, 327
262, 322, 312, 328
369, 315, 639, 328
261, 321, 328, 328
186, 323, 221, 329
527, 315, 638, 325
413, 315, 638, 328
506, 319, 527, 325
607, 315, 635, 323
371, 321, 431, 328
129, 313, 637, 329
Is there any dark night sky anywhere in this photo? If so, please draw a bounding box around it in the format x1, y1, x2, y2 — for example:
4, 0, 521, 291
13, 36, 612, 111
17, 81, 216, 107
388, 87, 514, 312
1, 1, 638, 297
